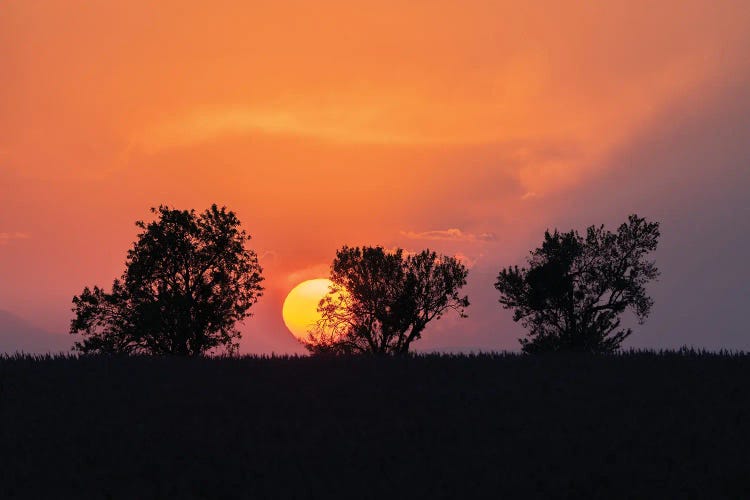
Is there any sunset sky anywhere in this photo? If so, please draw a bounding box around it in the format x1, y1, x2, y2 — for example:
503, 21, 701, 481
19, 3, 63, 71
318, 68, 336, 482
1, 0, 749, 354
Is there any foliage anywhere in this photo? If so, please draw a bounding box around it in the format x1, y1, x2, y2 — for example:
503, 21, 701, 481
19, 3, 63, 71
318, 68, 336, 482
305, 246, 469, 355
495, 214, 660, 353
70, 205, 264, 356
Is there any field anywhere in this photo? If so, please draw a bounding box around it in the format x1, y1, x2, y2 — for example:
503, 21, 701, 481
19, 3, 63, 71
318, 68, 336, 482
1, 352, 749, 498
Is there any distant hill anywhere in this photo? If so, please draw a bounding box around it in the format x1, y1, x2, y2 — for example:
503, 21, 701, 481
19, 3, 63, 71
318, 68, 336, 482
0, 310, 72, 354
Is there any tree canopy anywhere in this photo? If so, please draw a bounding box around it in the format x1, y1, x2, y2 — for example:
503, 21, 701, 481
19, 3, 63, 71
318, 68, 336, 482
305, 246, 469, 355
70, 205, 264, 356
494, 214, 660, 354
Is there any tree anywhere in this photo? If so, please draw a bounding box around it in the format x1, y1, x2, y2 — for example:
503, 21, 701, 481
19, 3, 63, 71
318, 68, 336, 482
494, 214, 660, 354
70, 205, 264, 356
305, 246, 469, 355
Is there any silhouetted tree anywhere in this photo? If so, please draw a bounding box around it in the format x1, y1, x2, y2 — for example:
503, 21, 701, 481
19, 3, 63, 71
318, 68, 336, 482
305, 246, 469, 355
495, 214, 660, 353
70, 205, 264, 356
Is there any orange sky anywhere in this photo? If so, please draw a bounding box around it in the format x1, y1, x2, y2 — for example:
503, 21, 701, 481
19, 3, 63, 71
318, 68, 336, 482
2, 0, 749, 353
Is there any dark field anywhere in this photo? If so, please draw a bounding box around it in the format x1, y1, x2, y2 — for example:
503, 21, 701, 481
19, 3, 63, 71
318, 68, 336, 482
1, 352, 749, 499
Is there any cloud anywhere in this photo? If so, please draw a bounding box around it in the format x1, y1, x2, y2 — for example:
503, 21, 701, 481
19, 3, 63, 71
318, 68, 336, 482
400, 229, 495, 243
285, 264, 331, 285
0, 232, 30, 245
453, 252, 479, 269
135, 107, 439, 152
258, 250, 279, 263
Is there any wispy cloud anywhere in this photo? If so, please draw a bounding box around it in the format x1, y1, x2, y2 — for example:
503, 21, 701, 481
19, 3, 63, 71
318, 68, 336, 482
286, 263, 330, 285
135, 106, 456, 153
453, 252, 480, 269
0, 232, 30, 245
258, 250, 279, 263
400, 228, 495, 243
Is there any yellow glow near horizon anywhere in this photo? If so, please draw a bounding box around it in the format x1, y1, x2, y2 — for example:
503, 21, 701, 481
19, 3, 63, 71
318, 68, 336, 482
282, 279, 333, 341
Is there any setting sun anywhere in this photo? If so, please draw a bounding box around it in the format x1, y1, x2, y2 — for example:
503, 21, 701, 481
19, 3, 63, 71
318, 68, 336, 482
281, 279, 333, 341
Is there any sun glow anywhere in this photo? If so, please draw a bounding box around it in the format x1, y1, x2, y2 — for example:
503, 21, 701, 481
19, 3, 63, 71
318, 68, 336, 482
282, 279, 334, 341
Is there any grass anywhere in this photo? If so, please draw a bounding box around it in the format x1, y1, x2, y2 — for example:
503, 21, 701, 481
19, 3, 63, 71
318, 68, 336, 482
1, 351, 749, 498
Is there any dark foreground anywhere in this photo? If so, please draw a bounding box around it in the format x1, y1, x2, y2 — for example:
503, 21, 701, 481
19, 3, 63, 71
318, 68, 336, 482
1, 352, 749, 499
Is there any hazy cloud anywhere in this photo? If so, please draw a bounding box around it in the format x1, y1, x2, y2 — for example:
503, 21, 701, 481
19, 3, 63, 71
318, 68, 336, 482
453, 252, 480, 269
285, 264, 331, 285
0, 232, 30, 245
401, 229, 495, 243
258, 250, 279, 263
